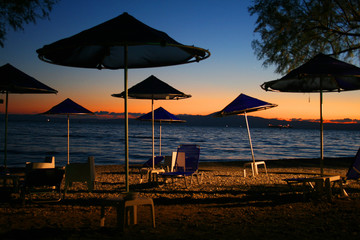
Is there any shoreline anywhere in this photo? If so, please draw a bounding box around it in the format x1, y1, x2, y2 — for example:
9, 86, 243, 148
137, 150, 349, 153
4, 156, 355, 173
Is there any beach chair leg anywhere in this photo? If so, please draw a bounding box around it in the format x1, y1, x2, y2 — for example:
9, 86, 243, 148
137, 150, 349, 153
337, 180, 349, 197
325, 178, 332, 201
162, 176, 169, 185
63, 183, 68, 198
20, 186, 27, 205
130, 205, 138, 225
87, 181, 94, 192
264, 163, 268, 175
196, 174, 200, 184
341, 186, 349, 197
100, 206, 106, 227
302, 182, 311, 200
149, 201, 156, 228
117, 202, 126, 231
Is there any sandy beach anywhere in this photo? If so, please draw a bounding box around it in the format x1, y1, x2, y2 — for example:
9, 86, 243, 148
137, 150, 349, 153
1, 158, 360, 240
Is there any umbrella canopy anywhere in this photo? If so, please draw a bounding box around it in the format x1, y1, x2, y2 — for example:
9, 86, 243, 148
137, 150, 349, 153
36, 12, 210, 192
214, 93, 277, 116
138, 106, 185, 122
43, 98, 93, 115
36, 12, 210, 69
0, 63, 58, 168
261, 53, 360, 175
0, 63, 58, 93
112, 75, 190, 169
261, 53, 360, 92
112, 75, 191, 100
42, 98, 94, 164
214, 93, 277, 174
137, 106, 186, 155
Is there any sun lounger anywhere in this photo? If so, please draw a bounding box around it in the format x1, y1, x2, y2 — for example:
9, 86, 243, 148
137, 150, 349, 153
25, 156, 55, 169
130, 156, 164, 172
64, 156, 96, 197
139, 156, 165, 183
164, 152, 177, 172
158, 144, 203, 187
284, 175, 348, 201
283, 148, 360, 201
345, 147, 360, 180
141, 156, 165, 169
20, 166, 64, 204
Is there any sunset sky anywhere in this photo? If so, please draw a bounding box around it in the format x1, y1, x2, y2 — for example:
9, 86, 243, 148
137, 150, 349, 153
0, 0, 359, 122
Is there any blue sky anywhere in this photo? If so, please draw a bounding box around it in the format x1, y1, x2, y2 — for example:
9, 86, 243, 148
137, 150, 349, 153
0, 0, 359, 121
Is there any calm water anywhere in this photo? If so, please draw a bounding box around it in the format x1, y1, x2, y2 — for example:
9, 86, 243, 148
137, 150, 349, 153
2, 118, 360, 167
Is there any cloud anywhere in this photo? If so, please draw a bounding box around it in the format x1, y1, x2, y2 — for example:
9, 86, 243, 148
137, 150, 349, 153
94, 111, 123, 118
328, 118, 360, 124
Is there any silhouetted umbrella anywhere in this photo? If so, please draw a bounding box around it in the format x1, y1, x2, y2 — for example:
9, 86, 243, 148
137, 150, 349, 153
36, 12, 210, 192
261, 53, 360, 175
112, 75, 190, 169
137, 106, 186, 156
214, 94, 277, 170
42, 98, 94, 164
0, 63, 57, 168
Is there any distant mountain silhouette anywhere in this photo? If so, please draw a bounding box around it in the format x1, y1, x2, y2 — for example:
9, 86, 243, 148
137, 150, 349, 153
176, 114, 360, 130
4, 113, 360, 130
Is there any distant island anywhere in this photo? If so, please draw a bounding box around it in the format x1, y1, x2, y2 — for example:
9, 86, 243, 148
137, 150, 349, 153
268, 124, 292, 129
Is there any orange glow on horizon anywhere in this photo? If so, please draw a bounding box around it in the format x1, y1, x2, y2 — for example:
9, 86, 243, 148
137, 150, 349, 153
1, 90, 360, 123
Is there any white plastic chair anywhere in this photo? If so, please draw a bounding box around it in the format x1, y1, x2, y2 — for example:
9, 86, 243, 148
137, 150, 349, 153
26, 156, 55, 169
22, 157, 64, 204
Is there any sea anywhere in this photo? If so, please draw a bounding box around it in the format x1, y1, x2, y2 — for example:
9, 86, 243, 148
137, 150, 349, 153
2, 116, 360, 167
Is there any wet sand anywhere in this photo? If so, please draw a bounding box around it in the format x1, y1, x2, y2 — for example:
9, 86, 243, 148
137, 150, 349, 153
1, 158, 360, 240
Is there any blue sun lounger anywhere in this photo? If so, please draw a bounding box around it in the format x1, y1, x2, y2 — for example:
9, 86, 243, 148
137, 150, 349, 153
138, 156, 165, 182
141, 156, 165, 168
158, 144, 203, 187
130, 156, 164, 172
346, 147, 360, 180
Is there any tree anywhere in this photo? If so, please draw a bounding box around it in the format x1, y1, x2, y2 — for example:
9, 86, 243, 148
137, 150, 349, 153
248, 0, 360, 74
0, 0, 58, 47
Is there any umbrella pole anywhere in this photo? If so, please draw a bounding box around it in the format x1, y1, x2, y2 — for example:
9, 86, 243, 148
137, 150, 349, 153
159, 120, 162, 156
152, 98, 155, 169
4, 91, 8, 168
244, 112, 256, 175
124, 45, 129, 192
67, 114, 70, 165
320, 88, 324, 176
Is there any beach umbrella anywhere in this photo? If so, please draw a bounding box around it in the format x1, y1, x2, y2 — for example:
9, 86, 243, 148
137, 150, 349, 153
36, 12, 210, 192
137, 106, 186, 156
112, 75, 190, 169
0, 63, 58, 168
214, 93, 277, 171
261, 53, 360, 175
42, 98, 94, 164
